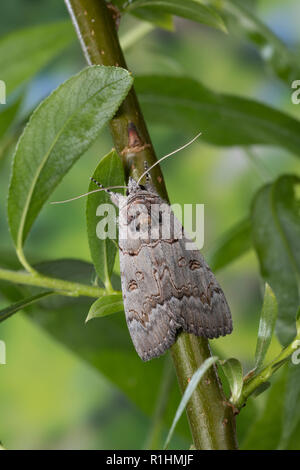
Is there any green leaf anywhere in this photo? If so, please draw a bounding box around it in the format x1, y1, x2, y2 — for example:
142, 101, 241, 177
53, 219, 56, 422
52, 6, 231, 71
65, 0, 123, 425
0, 21, 74, 97
0, 291, 54, 323
254, 283, 278, 371
242, 368, 287, 449
236, 395, 258, 446
213, 0, 300, 85
279, 363, 300, 449
112, 0, 174, 30
86, 150, 124, 288
251, 381, 270, 398
86, 293, 124, 322
220, 357, 243, 404
0, 96, 23, 141
136, 75, 300, 157
164, 356, 218, 449
242, 363, 300, 449
132, 7, 174, 30
285, 421, 300, 450
208, 218, 252, 272
251, 175, 300, 346
7, 66, 133, 268
126, 0, 227, 32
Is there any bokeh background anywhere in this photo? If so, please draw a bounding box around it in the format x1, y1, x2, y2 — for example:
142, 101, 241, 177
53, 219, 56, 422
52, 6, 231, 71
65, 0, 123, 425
0, 0, 299, 449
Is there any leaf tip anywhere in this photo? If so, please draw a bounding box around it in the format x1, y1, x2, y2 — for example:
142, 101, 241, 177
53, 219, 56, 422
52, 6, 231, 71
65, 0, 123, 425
85, 311, 93, 324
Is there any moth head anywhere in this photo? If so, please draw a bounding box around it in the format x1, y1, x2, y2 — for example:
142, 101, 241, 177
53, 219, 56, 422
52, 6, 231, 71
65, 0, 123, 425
127, 177, 146, 196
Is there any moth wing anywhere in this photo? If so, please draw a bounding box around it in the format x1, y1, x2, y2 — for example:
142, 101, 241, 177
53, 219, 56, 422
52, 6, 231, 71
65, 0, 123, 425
119, 195, 232, 361
170, 232, 233, 339
120, 238, 181, 361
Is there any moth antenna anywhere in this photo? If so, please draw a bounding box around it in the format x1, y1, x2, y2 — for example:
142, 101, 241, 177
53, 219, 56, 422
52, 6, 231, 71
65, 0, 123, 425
90, 177, 110, 192
137, 132, 202, 185
51, 185, 128, 204
143, 161, 151, 184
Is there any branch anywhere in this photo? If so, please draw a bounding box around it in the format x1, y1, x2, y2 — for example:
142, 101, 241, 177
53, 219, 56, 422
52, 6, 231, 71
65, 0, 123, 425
0, 267, 106, 298
236, 321, 300, 409
64, 0, 238, 449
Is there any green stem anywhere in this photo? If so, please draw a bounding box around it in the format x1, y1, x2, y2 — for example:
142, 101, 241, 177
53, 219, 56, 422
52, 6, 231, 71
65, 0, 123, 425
236, 326, 300, 409
16, 247, 38, 275
0, 267, 106, 298
65, 0, 238, 449
65, 0, 168, 191
171, 335, 237, 449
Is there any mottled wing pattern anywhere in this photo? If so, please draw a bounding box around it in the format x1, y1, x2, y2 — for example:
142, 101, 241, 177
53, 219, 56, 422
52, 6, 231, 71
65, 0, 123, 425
118, 190, 232, 362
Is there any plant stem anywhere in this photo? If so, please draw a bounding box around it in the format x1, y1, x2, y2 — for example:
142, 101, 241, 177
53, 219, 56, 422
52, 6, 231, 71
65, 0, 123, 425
65, 0, 168, 192
171, 335, 237, 449
0, 267, 105, 298
236, 325, 300, 409
16, 247, 38, 275
65, 0, 238, 449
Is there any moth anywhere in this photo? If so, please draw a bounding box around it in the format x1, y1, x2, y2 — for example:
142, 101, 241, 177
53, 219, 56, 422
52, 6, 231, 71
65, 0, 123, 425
54, 132, 233, 362
91, 170, 233, 362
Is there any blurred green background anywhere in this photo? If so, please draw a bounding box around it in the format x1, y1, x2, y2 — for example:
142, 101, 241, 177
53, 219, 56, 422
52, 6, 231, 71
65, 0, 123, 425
0, 0, 299, 449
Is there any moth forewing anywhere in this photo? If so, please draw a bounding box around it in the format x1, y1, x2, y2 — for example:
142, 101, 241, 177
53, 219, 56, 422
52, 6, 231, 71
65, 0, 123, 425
110, 180, 232, 361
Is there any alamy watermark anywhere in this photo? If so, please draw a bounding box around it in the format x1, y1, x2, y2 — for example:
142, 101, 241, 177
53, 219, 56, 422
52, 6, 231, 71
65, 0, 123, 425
0, 340, 6, 365
0, 80, 6, 105
95, 202, 205, 250
291, 80, 300, 104
292, 340, 300, 365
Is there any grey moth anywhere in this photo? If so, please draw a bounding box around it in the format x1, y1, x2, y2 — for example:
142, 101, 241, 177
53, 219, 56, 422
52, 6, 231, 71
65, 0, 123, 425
94, 174, 233, 362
